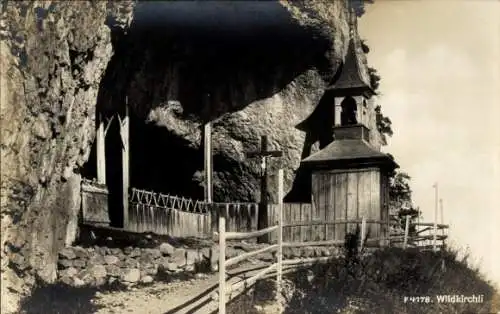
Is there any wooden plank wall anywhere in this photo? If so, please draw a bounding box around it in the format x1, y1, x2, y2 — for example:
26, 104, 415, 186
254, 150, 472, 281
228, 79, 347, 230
126, 179, 384, 242
211, 203, 260, 234
312, 169, 383, 241
127, 203, 211, 238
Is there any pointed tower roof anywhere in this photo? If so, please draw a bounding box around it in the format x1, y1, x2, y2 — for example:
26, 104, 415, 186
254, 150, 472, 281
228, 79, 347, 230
326, 9, 374, 97
326, 39, 373, 96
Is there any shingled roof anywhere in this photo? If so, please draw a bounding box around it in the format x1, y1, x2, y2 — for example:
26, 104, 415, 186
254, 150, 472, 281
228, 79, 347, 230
301, 125, 398, 171
301, 138, 398, 170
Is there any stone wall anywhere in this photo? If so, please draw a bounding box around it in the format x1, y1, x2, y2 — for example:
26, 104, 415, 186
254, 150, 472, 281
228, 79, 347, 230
57, 243, 210, 287
56, 242, 341, 288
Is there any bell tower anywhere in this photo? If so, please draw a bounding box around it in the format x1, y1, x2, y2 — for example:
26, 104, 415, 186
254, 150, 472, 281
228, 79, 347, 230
299, 10, 398, 244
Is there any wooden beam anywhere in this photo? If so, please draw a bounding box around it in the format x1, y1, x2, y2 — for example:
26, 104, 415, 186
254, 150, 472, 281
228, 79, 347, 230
360, 217, 367, 251
204, 122, 213, 203
334, 97, 343, 126
283, 240, 344, 247
276, 169, 284, 301
412, 222, 449, 228
244, 135, 283, 243
225, 244, 278, 268
96, 112, 106, 184
218, 205, 226, 314
122, 97, 130, 229
227, 263, 277, 297
283, 218, 386, 227
283, 256, 333, 265
224, 225, 279, 241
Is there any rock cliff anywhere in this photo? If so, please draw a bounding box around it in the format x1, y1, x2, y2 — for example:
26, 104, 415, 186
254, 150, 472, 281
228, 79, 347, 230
0, 1, 368, 312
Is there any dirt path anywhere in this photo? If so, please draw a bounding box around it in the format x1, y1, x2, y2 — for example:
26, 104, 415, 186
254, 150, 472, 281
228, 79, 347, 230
92, 260, 271, 314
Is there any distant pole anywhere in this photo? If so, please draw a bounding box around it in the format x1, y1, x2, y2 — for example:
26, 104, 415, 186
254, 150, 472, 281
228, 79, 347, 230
440, 198, 444, 236
433, 183, 438, 251
403, 215, 410, 249
204, 122, 213, 203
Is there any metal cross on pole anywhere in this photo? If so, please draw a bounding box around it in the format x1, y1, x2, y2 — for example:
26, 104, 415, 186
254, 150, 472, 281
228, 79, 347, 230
245, 135, 283, 243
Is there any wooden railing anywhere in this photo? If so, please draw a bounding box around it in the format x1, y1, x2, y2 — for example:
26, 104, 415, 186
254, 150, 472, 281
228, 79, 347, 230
391, 215, 449, 250
214, 169, 284, 314
214, 169, 450, 313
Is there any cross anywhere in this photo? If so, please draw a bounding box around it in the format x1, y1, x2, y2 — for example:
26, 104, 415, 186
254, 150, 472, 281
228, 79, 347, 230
245, 135, 283, 243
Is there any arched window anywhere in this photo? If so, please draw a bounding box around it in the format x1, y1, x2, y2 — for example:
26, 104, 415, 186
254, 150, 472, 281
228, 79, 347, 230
341, 96, 357, 125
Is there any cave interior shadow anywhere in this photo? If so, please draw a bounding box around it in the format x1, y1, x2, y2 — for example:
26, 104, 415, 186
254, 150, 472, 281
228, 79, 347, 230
83, 1, 342, 224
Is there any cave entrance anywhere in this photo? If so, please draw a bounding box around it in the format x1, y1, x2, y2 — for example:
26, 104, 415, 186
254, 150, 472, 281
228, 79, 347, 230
80, 101, 129, 228
81, 99, 206, 228
80, 0, 338, 229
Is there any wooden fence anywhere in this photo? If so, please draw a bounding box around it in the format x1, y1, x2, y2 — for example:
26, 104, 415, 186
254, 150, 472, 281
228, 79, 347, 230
214, 169, 450, 312
125, 189, 449, 249
127, 188, 211, 237
214, 169, 284, 314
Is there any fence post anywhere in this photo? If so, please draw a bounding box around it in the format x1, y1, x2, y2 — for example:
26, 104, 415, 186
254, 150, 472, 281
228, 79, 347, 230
360, 217, 366, 252
276, 169, 283, 301
218, 205, 226, 314
403, 215, 410, 249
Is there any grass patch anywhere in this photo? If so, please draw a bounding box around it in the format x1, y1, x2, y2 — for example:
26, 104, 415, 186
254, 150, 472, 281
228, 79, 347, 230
227, 279, 278, 314
283, 246, 498, 314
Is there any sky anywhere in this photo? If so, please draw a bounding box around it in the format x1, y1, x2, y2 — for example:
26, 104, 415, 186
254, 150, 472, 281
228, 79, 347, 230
359, 0, 500, 287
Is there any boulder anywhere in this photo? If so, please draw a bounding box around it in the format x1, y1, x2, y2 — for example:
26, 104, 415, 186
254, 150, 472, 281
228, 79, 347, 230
184, 264, 195, 272
73, 278, 86, 287
144, 248, 162, 260
95, 277, 107, 286
170, 248, 186, 266
159, 243, 175, 256
123, 246, 133, 255
109, 248, 123, 256
60, 267, 78, 278
186, 250, 198, 266
60, 276, 74, 286
122, 268, 141, 283
160, 262, 178, 272
77, 269, 93, 285
105, 265, 123, 277
58, 259, 73, 268
73, 259, 86, 268
89, 253, 105, 265
129, 248, 141, 258
89, 264, 107, 278
59, 248, 76, 260
104, 255, 120, 265
141, 275, 154, 284
72, 246, 90, 259
144, 266, 158, 276
123, 258, 139, 268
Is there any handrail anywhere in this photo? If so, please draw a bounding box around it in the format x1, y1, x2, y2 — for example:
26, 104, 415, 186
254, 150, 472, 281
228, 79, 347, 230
224, 225, 279, 241
283, 219, 386, 227
412, 222, 449, 228
225, 244, 278, 267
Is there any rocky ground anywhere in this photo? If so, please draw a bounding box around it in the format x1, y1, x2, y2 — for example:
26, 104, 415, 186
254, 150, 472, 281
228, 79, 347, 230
19, 259, 282, 314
